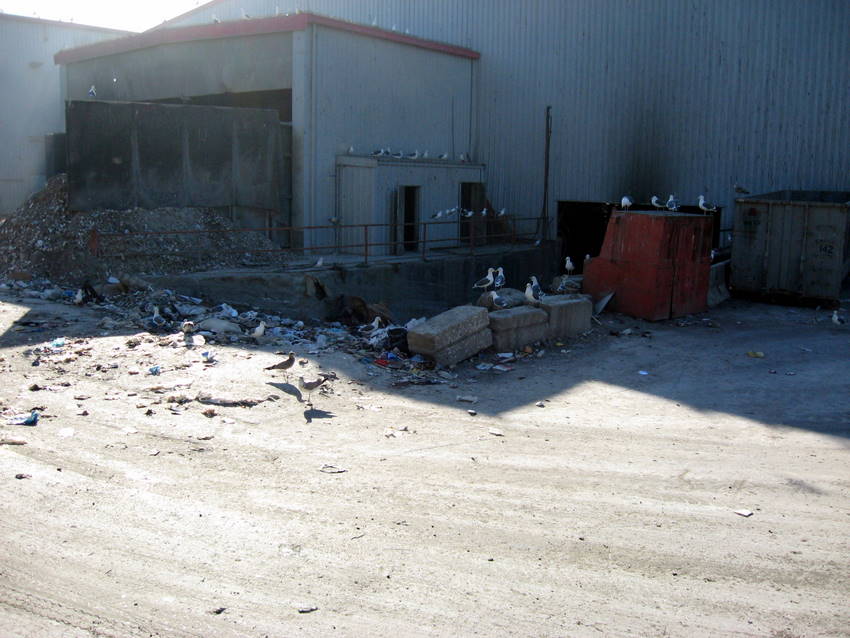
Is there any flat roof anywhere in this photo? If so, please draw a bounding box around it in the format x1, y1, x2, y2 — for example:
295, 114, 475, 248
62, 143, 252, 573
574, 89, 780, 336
54, 12, 480, 65
0, 12, 133, 35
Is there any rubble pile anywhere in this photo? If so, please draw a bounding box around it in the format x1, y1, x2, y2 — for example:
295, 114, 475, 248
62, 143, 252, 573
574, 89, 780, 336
0, 174, 287, 285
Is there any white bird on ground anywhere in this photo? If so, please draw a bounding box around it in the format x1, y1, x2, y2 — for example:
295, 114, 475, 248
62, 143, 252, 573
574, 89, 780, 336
314, 257, 324, 268
73, 288, 84, 304
181, 320, 195, 334
473, 267, 496, 292
438, 152, 449, 160
252, 321, 266, 338
651, 195, 665, 209
832, 310, 846, 326
490, 291, 509, 309
498, 208, 507, 217
698, 195, 717, 212
525, 282, 541, 304
621, 195, 633, 210
299, 375, 327, 405
666, 194, 679, 211
241, 8, 250, 19
360, 317, 383, 333
493, 267, 506, 289
347, 146, 355, 154
565, 256, 575, 275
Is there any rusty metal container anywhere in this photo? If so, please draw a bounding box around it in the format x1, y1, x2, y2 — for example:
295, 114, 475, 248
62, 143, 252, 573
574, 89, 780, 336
583, 210, 713, 320
731, 191, 850, 302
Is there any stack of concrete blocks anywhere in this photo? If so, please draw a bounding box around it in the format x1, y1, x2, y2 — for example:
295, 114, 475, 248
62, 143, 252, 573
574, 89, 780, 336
488, 306, 549, 351
538, 294, 592, 340
407, 305, 492, 366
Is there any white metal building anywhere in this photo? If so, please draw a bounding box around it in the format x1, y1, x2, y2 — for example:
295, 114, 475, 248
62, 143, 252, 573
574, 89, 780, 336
0, 13, 129, 215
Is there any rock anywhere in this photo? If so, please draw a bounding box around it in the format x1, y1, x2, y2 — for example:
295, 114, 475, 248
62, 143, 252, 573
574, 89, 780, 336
488, 306, 548, 352
429, 328, 492, 367
538, 294, 592, 339
476, 287, 525, 310
408, 305, 489, 355
197, 318, 242, 334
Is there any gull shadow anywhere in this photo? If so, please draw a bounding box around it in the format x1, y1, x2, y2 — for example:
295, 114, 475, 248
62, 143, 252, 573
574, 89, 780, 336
266, 381, 303, 402
303, 407, 335, 423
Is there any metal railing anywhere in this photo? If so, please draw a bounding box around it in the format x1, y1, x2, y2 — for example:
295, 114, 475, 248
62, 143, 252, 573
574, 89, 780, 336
88, 215, 543, 265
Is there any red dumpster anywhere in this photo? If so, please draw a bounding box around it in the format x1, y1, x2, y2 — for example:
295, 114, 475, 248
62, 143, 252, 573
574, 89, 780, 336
583, 210, 713, 320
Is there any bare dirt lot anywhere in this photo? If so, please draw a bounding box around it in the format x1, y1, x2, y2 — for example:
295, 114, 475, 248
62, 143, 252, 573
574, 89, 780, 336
1, 292, 848, 638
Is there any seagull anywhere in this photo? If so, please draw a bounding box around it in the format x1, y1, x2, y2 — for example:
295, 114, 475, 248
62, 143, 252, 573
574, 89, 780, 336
360, 317, 383, 333
371, 148, 385, 156
498, 208, 507, 217
530, 275, 544, 301
212, 13, 220, 23
391, 151, 404, 159
832, 310, 846, 326
698, 195, 717, 212
666, 194, 680, 211
473, 267, 496, 292
493, 267, 506, 289
88, 85, 96, 97
252, 321, 266, 338
347, 146, 355, 154
180, 320, 195, 334
458, 152, 468, 162
651, 195, 665, 209
299, 375, 327, 405
490, 291, 509, 309
241, 8, 250, 19
464, 209, 475, 218
525, 282, 542, 304
73, 288, 84, 304
314, 257, 324, 268
431, 210, 444, 220
328, 216, 339, 225
438, 152, 449, 160
565, 256, 575, 275
406, 150, 420, 159
585, 253, 591, 262
422, 150, 429, 158
734, 184, 751, 195
265, 351, 296, 382
481, 208, 488, 217
621, 195, 633, 210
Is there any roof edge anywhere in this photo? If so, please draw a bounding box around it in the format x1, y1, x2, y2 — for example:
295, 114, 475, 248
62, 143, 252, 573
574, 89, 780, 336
0, 12, 134, 35
53, 12, 479, 65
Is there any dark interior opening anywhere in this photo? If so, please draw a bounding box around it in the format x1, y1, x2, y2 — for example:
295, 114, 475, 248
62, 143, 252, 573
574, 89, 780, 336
557, 201, 613, 272
459, 182, 486, 244
156, 88, 293, 122
402, 186, 419, 252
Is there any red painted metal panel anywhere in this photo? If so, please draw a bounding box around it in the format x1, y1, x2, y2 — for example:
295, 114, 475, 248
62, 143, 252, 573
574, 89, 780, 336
584, 211, 712, 320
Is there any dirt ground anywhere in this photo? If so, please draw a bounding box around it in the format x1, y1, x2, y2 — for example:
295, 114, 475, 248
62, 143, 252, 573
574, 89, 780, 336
1, 291, 848, 638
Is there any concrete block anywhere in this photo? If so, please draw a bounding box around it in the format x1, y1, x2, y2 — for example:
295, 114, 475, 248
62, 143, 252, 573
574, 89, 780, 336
488, 306, 548, 332
431, 327, 493, 367
408, 305, 489, 354
491, 321, 548, 352
539, 295, 592, 339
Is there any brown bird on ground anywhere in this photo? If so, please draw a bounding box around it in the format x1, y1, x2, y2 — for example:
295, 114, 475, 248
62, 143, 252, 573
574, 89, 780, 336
265, 352, 296, 382
298, 375, 327, 405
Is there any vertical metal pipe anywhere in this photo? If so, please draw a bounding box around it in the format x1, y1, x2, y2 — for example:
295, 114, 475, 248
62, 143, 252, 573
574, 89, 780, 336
540, 105, 553, 240
421, 222, 428, 261
363, 224, 369, 265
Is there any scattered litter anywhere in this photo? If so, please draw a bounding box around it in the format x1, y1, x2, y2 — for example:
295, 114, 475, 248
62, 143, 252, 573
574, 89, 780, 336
149, 449, 160, 456
319, 464, 347, 474
209, 607, 227, 615
456, 395, 479, 404
492, 364, 513, 373
297, 606, 318, 614
488, 427, 504, 437
0, 439, 27, 446
148, 365, 161, 376
15, 473, 32, 480
50, 337, 66, 348
475, 363, 493, 371
467, 409, 477, 416
746, 351, 765, 358
734, 509, 754, 517
201, 351, 216, 363
196, 392, 269, 408
535, 401, 545, 407
638, 370, 649, 375
202, 408, 217, 418
8, 411, 39, 426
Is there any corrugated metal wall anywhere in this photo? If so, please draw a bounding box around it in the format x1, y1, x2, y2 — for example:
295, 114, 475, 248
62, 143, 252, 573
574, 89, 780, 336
161, 0, 850, 239
0, 15, 128, 214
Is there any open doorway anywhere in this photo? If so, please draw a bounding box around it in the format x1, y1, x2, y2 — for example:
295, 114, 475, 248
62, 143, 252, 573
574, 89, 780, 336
557, 201, 613, 272
459, 182, 486, 244
400, 186, 419, 252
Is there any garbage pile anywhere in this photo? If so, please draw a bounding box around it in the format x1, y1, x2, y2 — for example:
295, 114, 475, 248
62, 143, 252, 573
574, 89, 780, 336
0, 174, 287, 285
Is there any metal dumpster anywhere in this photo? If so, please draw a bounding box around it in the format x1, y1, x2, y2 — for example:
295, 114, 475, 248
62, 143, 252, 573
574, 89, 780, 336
583, 210, 713, 320
731, 191, 850, 302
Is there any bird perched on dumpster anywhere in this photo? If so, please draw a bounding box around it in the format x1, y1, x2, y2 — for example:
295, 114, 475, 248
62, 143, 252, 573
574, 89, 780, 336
525, 282, 542, 304
473, 268, 495, 292
265, 351, 296, 382
621, 195, 633, 210
565, 256, 575, 276
493, 267, 506, 289
651, 195, 665, 209
498, 208, 507, 217
530, 275, 544, 300
698, 195, 717, 212
832, 310, 846, 326
489, 291, 509, 309
666, 194, 680, 211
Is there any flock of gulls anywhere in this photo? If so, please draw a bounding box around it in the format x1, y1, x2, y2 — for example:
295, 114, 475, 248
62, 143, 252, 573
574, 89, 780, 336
430, 206, 507, 220
346, 146, 470, 162
472, 256, 581, 308
620, 193, 718, 213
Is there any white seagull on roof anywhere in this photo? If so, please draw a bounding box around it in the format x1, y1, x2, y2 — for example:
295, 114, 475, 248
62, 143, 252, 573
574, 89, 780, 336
473, 267, 495, 292
621, 195, 633, 210
666, 194, 679, 211
698, 195, 717, 212
651, 195, 665, 209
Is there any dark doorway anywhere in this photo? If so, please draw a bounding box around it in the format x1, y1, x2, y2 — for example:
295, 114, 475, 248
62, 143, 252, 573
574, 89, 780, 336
459, 182, 486, 244
557, 201, 613, 272
401, 186, 419, 252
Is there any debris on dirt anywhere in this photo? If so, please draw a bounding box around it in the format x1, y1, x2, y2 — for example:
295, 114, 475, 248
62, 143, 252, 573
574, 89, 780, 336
456, 395, 479, 404
297, 606, 319, 614
195, 393, 273, 408
746, 351, 765, 358
535, 401, 545, 407
488, 427, 504, 437
467, 409, 477, 416
14, 473, 32, 479
734, 509, 754, 517
209, 607, 227, 615
0, 439, 27, 446
319, 464, 347, 474
7, 411, 38, 426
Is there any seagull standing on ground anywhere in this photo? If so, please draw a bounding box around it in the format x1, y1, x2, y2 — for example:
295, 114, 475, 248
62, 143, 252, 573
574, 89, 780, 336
651, 195, 665, 209
832, 310, 846, 326
360, 317, 383, 333
621, 195, 633, 210
666, 194, 680, 211
565, 256, 575, 276
530, 275, 544, 300
698, 195, 717, 212
299, 375, 327, 405
473, 267, 496, 292
265, 351, 296, 382
489, 291, 508, 309
493, 267, 506, 289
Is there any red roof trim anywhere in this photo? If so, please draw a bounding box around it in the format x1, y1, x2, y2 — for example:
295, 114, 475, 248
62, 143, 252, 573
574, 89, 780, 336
54, 12, 479, 65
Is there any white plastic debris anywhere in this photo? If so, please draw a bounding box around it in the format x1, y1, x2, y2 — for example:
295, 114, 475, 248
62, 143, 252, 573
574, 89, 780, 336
488, 427, 504, 437
456, 395, 479, 404
734, 509, 754, 517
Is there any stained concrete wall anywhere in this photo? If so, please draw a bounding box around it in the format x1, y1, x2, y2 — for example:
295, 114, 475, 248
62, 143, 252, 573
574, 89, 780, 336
66, 100, 281, 211
63, 32, 294, 102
